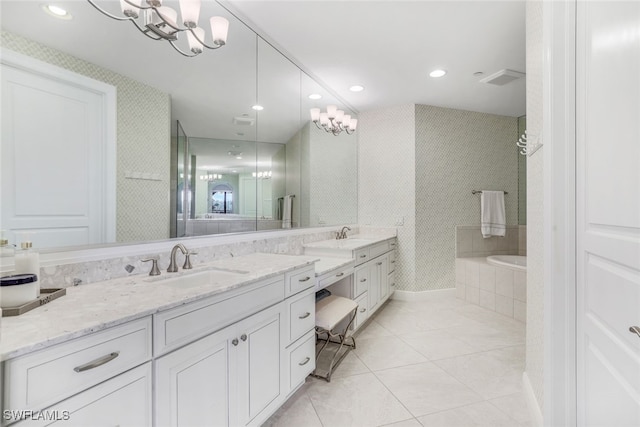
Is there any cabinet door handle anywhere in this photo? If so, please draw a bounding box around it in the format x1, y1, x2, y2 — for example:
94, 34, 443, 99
298, 357, 311, 366
630, 326, 640, 338
391, 261, 396, 264
232, 338, 239, 346
298, 312, 311, 319
298, 276, 311, 282
240, 334, 247, 342
390, 243, 396, 247
360, 278, 367, 282
359, 308, 366, 313
376, 262, 383, 266
74, 351, 120, 373
359, 255, 367, 258
336, 272, 344, 277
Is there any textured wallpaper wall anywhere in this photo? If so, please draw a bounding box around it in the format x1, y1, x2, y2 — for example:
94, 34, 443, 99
415, 105, 518, 291
525, 0, 545, 413
308, 124, 358, 226
1, 31, 171, 244
358, 104, 417, 291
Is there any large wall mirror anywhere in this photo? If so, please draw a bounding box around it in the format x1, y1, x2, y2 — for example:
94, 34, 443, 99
0, 0, 357, 252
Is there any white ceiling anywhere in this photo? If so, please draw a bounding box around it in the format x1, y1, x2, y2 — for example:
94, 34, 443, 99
225, 0, 526, 117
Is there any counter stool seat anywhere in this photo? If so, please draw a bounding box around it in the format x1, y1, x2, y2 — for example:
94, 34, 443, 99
312, 295, 358, 382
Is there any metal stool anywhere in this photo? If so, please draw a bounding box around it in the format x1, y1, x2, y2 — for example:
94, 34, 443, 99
311, 295, 358, 382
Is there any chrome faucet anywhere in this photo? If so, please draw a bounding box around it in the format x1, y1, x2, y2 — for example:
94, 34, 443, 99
167, 243, 188, 273
336, 226, 351, 240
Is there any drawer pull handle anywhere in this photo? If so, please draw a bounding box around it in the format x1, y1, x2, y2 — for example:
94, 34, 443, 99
359, 308, 366, 313
299, 312, 311, 319
391, 261, 396, 264
336, 272, 345, 277
298, 276, 311, 282
360, 278, 367, 282
298, 357, 311, 366
630, 326, 640, 338
74, 351, 120, 373
376, 262, 383, 266
359, 255, 367, 258
240, 334, 247, 342
391, 243, 396, 247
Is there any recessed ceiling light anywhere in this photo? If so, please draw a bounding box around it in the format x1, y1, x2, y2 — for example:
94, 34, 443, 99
42, 4, 72, 19
232, 170, 237, 173
308, 94, 322, 100
236, 156, 242, 160
429, 69, 447, 78
251, 105, 264, 111
349, 85, 364, 92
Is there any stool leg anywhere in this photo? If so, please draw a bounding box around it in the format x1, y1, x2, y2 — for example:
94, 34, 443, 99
324, 308, 358, 382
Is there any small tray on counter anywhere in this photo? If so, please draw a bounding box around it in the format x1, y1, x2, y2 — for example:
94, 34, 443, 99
2, 288, 67, 317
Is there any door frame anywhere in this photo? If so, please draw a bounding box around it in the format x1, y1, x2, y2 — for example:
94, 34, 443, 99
542, 1, 577, 426
0, 48, 117, 243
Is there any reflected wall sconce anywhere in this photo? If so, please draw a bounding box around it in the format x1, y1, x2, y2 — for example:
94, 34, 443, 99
252, 171, 272, 179
310, 105, 358, 136
86, 0, 229, 57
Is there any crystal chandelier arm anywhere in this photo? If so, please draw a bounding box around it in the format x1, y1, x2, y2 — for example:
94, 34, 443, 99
169, 40, 200, 57
86, 0, 135, 21
187, 28, 224, 50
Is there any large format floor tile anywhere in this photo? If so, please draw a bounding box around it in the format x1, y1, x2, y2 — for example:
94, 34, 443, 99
263, 294, 532, 426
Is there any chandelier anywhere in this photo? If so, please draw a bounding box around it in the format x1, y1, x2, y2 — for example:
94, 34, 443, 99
200, 173, 222, 181
310, 105, 358, 136
87, 0, 229, 57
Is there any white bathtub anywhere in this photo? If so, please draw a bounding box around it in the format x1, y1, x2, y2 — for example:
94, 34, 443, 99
487, 255, 527, 271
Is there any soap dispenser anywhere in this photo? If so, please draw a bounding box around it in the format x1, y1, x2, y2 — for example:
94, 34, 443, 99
15, 237, 40, 297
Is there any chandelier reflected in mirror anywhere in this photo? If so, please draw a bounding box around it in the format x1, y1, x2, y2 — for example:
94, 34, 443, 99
86, 0, 229, 57
310, 105, 358, 136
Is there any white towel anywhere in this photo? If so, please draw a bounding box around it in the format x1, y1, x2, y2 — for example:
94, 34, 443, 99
282, 195, 293, 229
480, 191, 506, 238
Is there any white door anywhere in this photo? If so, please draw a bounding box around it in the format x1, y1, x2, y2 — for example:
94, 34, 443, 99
0, 52, 115, 248
576, 2, 640, 426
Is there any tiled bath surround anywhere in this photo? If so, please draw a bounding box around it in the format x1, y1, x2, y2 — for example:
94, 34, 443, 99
455, 258, 527, 322
455, 225, 522, 258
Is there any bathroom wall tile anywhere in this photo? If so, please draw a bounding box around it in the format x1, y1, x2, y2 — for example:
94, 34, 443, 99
513, 276, 527, 302
495, 268, 514, 297
479, 290, 496, 311
514, 300, 527, 323
455, 259, 466, 285
495, 295, 514, 318
465, 262, 480, 288
514, 271, 526, 289
456, 228, 473, 256
456, 283, 466, 300
479, 264, 496, 292
496, 235, 509, 251
466, 286, 480, 305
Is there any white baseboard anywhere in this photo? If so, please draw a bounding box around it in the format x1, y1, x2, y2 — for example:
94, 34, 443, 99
391, 288, 455, 302
523, 372, 544, 427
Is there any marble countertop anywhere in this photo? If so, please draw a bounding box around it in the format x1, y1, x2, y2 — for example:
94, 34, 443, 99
313, 257, 355, 277
303, 233, 397, 251
0, 253, 317, 361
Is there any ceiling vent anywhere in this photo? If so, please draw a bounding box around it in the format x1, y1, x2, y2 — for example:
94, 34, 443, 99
479, 69, 525, 86
233, 116, 255, 126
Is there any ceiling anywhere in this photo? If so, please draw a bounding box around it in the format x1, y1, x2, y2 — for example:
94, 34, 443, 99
225, 0, 526, 117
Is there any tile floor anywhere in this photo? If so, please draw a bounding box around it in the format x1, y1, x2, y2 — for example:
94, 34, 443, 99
264, 294, 531, 427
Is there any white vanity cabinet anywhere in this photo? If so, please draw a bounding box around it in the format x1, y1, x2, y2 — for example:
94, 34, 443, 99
154, 301, 285, 427
2, 317, 153, 427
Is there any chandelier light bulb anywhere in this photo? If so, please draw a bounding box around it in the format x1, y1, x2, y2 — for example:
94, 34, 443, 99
187, 27, 205, 53
343, 114, 351, 127
179, 0, 200, 28
155, 6, 177, 27
335, 110, 344, 124
210, 16, 230, 45
319, 113, 329, 126
310, 108, 321, 122
326, 105, 337, 120
350, 118, 358, 131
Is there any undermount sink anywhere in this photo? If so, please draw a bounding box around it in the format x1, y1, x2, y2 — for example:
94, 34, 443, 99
151, 269, 247, 288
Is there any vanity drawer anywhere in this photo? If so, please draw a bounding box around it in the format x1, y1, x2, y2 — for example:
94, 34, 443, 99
154, 276, 284, 356
354, 248, 370, 266
317, 264, 354, 290
353, 292, 369, 330
354, 265, 370, 297
288, 330, 316, 391
288, 288, 316, 344
369, 242, 389, 259
388, 250, 397, 273
285, 265, 315, 297
3, 317, 152, 415
388, 270, 396, 294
